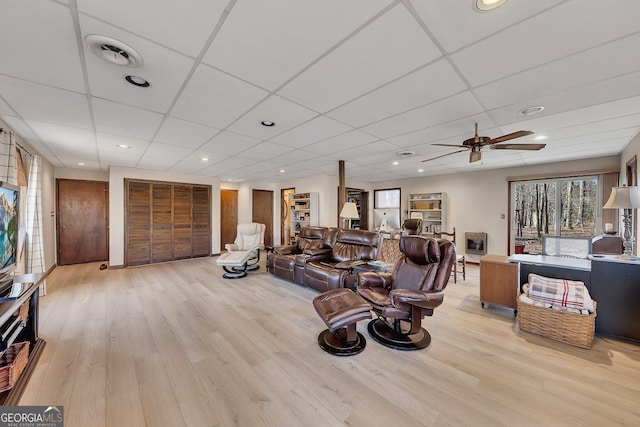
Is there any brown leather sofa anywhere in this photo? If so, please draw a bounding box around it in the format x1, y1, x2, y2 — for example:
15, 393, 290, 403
268, 227, 382, 293
304, 229, 382, 292
267, 226, 333, 284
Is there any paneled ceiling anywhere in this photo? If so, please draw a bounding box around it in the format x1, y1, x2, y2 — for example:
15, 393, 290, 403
1, 0, 639, 182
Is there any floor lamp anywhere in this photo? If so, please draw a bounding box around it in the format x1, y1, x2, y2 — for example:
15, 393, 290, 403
603, 186, 640, 259
340, 202, 359, 229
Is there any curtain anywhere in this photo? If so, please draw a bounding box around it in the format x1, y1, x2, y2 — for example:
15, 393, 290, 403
26, 155, 46, 295
0, 129, 17, 185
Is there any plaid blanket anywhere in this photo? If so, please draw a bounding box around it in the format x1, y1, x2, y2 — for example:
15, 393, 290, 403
527, 273, 593, 310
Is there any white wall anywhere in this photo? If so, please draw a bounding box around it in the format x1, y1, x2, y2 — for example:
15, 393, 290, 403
108, 166, 220, 267
55, 167, 109, 182
372, 156, 620, 258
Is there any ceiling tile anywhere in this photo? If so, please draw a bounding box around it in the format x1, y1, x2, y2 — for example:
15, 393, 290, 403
77, 0, 228, 57
27, 120, 96, 152
270, 116, 353, 149
0, 1, 85, 92
203, 0, 394, 90
386, 113, 491, 148
80, 15, 195, 113
227, 95, 317, 139
137, 157, 178, 171
141, 142, 193, 160
362, 91, 484, 139
325, 140, 399, 161
199, 131, 262, 157
278, 4, 442, 112
171, 64, 268, 129
0, 75, 92, 130
409, 0, 562, 53
451, 1, 640, 86
327, 59, 468, 128
170, 151, 222, 174
234, 142, 293, 162
302, 130, 378, 155
476, 33, 640, 110
154, 117, 219, 149
203, 157, 257, 175
92, 98, 163, 140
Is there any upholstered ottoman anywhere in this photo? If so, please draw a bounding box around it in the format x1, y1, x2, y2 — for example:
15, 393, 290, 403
216, 250, 252, 278
312, 288, 372, 356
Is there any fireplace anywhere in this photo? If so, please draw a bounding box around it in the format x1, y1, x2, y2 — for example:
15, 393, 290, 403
465, 232, 487, 255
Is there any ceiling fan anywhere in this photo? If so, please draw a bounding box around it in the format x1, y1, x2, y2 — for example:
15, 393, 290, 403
422, 123, 546, 163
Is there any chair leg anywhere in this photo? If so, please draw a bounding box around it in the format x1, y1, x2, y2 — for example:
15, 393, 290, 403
461, 259, 466, 281
453, 262, 457, 284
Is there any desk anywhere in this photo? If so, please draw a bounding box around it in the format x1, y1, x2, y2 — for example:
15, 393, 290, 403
508, 254, 640, 344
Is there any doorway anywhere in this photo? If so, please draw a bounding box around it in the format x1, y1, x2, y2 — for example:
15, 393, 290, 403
252, 189, 274, 247
281, 188, 295, 245
56, 179, 108, 265
220, 189, 238, 252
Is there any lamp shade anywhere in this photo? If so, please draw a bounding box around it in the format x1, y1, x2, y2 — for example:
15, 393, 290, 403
603, 186, 640, 209
339, 202, 359, 219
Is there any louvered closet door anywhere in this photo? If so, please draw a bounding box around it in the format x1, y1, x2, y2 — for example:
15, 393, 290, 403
173, 185, 193, 259
152, 183, 173, 263
126, 181, 152, 266
192, 186, 211, 257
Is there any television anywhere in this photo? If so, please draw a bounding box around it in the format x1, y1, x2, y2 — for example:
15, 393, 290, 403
0, 182, 19, 291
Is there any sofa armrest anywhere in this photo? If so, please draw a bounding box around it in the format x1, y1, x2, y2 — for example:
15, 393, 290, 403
225, 243, 239, 251
334, 260, 366, 269
274, 245, 298, 255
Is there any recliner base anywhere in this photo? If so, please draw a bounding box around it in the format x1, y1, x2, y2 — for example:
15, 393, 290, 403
317, 329, 367, 356
367, 319, 431, 350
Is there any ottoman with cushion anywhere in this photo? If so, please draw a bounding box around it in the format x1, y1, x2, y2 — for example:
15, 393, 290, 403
312, 288, 372, 356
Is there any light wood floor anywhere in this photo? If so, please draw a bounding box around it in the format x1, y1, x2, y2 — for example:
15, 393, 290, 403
20, 258, 640, 426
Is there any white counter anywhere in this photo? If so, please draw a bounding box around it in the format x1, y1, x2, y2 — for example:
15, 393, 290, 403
507, 254, 591, 271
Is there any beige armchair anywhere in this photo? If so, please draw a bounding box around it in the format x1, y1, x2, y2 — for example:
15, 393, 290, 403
225, 222, 266, 270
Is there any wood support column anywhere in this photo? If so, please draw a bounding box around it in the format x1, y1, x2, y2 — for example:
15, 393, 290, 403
339, 160, 346, 228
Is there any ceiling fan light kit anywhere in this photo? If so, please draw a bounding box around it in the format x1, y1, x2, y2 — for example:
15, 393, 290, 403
423, 123, 544, 164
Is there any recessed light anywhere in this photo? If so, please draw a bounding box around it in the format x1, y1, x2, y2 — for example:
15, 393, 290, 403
392, 161, 399, 166
261, 120, 275, 127
77, 162, 85, 166
418, 169, 424, 173
519, 105, 545, 116
279, 169, 285, 173
533, 135, 547, 141
125, 75, 150, 87
201, 157, 209, 162
116, 144, 130, 149
474, 0, 509, 12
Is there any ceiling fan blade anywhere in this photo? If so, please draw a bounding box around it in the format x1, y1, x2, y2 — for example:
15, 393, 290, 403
486, 130, 534, 145
432, 143, 468, 148
492, 143, 546, 150
422, 149, 468, 162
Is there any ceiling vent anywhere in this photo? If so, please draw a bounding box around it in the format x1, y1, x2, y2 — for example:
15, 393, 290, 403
397, 150, 415, 157
85, 34, 143, 67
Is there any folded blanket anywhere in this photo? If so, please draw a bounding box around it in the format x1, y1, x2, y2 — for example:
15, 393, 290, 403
527, 273, 594, 311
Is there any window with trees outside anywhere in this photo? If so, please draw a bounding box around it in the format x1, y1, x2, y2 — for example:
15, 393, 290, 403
512, 176, 598, 254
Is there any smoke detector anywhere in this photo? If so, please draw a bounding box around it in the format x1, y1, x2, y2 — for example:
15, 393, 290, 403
397, 150, 415, 157
85, 34, 143, 67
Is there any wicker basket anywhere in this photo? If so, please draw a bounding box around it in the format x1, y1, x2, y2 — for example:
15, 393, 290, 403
0, 341, 30, 393
517, 297, 596, 349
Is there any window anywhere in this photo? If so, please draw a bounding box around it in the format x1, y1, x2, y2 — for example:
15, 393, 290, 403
511, 176, 598, 254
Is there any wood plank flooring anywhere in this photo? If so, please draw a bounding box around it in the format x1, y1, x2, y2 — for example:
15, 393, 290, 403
19, 258, 640, 426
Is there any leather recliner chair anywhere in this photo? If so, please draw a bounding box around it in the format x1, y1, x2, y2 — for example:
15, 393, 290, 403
304, 229, 382, 293
224, 222, 266, 270
268, 226, 331, 284
357, 236, 455, 350
402, 218, 423, 235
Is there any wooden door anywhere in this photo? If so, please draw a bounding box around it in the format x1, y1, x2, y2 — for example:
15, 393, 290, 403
173, 185, 193, 259
57, 179, 109, 265
252, 189, 273, 247
220, 189, 238, 251
281, 188, 295, 245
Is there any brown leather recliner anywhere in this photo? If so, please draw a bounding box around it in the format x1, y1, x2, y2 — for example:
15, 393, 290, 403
304, 229, 382, 293
402, 218, 423, 235
357, 236, 455, 350
268, 226, 332, 284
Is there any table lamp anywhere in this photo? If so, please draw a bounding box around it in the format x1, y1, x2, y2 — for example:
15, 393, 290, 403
603, 185, 640, 259
340, 202, 359, 229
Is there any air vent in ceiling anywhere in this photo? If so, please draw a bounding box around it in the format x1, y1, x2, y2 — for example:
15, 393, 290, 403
397, 150, 415, 157
85, 34, 143, 67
